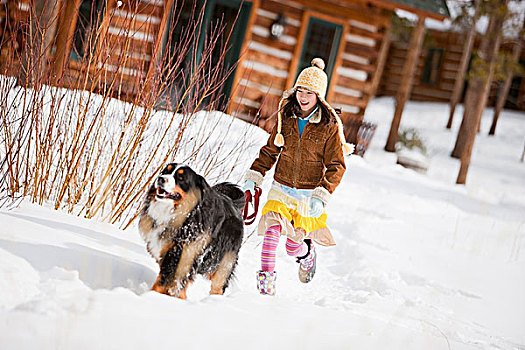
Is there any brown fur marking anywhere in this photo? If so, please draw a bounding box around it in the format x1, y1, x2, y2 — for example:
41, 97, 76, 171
175, 232, 212, 280
176, 280, 192, 299
151, 275, 169, 294
209, 251, 237, 295
138, 214, 153, 239
167, 187, 201, 232
159, 241, 175, 261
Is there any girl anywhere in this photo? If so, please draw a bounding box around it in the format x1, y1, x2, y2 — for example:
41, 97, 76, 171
244, 58, 353, 295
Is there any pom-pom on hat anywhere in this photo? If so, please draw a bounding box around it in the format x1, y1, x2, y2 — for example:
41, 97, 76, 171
274, 58, 354, 156
294, 57, 328, 99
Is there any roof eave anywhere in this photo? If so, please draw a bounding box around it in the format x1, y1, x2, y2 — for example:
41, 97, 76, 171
362, 0, 450, 21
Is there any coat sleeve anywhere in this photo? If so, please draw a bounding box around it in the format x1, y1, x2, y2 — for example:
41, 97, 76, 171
313, 123, 346, 203
245, 122, 282, 186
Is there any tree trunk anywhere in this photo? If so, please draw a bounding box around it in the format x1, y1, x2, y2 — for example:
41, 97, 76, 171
489, 39, 523, 135
17, 0, 60, 88
452, 1, 508, 159
456, 0, 508, 184
447, 0, 481, 129
51, 0, 82, 85
385, 17, 425, 152
369, 25, 392, 99
521, 139, 525, 162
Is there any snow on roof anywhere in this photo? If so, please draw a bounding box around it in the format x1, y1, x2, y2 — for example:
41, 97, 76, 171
395, 0, 524, 39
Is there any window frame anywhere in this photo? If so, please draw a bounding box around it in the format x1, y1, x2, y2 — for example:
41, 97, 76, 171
287, 11, 347, 101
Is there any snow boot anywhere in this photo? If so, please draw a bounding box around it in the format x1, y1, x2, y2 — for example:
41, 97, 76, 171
256, 270, 277, 296
297, 239, 316, 283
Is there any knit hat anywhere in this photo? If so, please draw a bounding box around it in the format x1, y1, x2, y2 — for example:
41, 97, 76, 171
274, 58, 354, 156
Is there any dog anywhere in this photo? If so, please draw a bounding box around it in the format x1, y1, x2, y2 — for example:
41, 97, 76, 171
138, 162, 245, 299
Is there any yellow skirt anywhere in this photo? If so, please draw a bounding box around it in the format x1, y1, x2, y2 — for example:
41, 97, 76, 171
256, 188, 336, 247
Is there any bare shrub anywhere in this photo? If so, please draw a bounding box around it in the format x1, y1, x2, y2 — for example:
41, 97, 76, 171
0, 1, 256, 227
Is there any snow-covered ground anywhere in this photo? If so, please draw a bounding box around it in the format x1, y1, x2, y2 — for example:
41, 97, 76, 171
0, 97, 524, 349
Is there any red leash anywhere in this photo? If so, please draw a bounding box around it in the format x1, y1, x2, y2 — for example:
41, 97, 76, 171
242, 187, 262, 225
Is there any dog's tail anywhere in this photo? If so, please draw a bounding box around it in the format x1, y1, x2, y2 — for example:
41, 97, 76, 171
213, 182, 245, 212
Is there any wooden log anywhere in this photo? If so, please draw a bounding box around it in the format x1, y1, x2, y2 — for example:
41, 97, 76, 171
111, 15, 158, 34
447, 0, 481, 129
115, 2, 163, 18
51, 0, 82, 84
285, 10, 309, 89
249, 33, 296, 54
245, 48, 290, 70
294, 0, 389, 26
253, 14, 300, 37
17, 0, 60, 88
349, 25, 384, 40
142, 0, 174, 92
385, 16, 425, 152
333, 92, 368, 108
456, 0, 508, 184
344, 41, 379, 60
521, 139, 525, 162
341, 58, 377, 73
259, 1, 303, 19
234, 84, 272, 103
489, 37, 523, 135
369, 24, 391, 98
336, 75, 371, 92
327, 16, 349, 102
239, 67, 287, 90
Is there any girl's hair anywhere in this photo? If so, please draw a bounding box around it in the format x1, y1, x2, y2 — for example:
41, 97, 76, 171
281, 91, 335, 122
281, 96, 300, 118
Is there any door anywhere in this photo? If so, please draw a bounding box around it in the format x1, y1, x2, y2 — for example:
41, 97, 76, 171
297, 17, 343, 92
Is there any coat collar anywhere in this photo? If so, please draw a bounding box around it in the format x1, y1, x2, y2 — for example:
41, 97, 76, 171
292, 106, 322, 124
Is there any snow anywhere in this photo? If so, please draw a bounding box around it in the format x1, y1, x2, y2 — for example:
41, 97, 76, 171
397, 1, 525, 38
1, 97, 524, 349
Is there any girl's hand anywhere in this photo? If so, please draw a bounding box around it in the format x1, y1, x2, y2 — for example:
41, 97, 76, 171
309, 197, 325, 218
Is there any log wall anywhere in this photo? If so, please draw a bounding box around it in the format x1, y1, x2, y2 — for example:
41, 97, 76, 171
229, 0, 391, 132
63, 0, 163, 98
377, 29, 525, 110
2, 0, 432, 123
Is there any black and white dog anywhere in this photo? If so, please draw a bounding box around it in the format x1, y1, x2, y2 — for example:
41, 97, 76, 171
138, 163, 245, 299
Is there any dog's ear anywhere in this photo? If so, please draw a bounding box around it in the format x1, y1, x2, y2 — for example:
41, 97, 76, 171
196, 175, 209, 193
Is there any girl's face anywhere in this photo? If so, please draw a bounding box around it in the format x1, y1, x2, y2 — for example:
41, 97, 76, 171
296, 88, 318, 115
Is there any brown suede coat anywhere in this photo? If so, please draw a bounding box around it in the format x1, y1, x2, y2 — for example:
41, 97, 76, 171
249, 107, 346, 195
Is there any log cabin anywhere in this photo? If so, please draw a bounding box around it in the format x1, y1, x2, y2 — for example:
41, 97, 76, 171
0, 0, 450, 144
377, 28, 525, 111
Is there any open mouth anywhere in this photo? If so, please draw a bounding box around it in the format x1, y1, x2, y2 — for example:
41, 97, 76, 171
156, 188, 182, 201
299, 101, 312, 109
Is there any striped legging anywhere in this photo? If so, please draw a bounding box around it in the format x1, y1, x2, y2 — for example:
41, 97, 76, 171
261, 224, 308, 272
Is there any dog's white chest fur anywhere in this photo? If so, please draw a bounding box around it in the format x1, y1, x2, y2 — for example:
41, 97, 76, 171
146, 227, 167, 261
143, 200, 176, 261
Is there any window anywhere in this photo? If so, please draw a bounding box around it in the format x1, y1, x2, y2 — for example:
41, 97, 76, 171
162, 0, 252, 109
297, 17, 343, 86
70, 0, 103, 61
421, 47, 444, 86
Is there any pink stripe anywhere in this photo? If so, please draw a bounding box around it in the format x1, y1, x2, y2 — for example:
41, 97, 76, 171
285, 238, 307, 257
261, 225, 281, 272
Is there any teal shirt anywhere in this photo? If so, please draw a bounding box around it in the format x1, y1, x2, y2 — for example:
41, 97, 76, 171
297, 106, 318, 137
